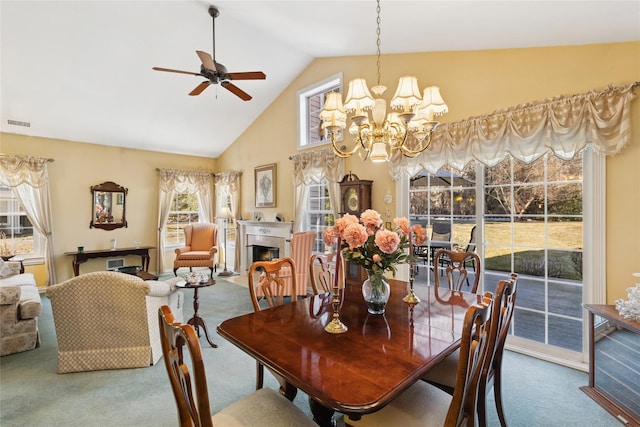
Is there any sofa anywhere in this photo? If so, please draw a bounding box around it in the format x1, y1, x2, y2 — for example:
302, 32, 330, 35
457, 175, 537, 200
0, 259, 42, 356
46, 271, 184, 373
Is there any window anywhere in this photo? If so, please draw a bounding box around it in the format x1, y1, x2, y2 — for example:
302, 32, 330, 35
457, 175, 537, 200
297, 73, 342, 149
484, 153, 584, 353
306, 179, 334, 253
0, 186, 43, 258
164, 192, 200, 246
407, 152, 586, 363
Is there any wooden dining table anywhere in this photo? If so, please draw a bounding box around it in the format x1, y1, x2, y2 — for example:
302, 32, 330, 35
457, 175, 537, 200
217, 279, 482, 427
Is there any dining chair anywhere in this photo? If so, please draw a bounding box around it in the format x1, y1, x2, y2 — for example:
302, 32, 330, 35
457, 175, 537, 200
278, 231, 316, 297
422, 273, 518, 427
158, 305, 316, 427
248, 257, 298, 391
433, 249, 481, 293
346, 296, 492, 427
309, 252, 345, 294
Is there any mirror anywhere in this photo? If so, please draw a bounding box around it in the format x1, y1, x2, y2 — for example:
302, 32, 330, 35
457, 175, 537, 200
90, 181, 128, 230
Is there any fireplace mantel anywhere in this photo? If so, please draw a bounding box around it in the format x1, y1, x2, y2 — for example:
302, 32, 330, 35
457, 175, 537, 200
237, 220, 294, 273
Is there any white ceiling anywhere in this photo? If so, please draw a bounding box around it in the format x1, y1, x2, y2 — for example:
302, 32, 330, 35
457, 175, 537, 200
1, 1, 639, 158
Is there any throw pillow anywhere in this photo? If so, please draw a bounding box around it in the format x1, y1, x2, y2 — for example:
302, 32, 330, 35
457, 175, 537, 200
0, 258, 14, 279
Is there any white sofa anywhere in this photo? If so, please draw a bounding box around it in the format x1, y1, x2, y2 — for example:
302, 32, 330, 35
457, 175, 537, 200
46, 271, 184, 373
0, 260, 42, 356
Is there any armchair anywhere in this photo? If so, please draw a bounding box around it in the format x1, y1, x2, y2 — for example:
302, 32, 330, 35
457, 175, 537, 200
0, 258, 41, 356
46, 271, 184, 373
173, 223, 218, 278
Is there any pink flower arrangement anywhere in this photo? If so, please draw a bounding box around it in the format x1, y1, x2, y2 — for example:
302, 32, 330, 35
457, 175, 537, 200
324, 209, 427, 285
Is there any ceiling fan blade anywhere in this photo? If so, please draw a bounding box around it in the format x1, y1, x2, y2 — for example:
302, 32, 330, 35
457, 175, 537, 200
152, 67, 202, 76
189, 81, 210, 96
196, 50, 217, 72
227, 71, 266, 80
221, 81, 252, 101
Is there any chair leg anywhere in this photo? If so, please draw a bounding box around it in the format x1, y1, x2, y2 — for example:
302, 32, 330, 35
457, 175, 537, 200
256, 361, 264, 390
173, 268, 178, 276
209, 267, 214, 278
494, 368, 507, 427
477, 379, 489, 427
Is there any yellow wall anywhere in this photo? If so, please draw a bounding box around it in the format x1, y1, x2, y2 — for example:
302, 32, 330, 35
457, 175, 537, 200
2, 42, 638, 302
1, 134, 216, 284
217, 42, 640, 303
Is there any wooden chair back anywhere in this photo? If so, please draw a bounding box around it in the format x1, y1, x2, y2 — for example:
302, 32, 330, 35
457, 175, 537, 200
445, 297, 492, 426
434, 249, 481, 293
310, 253, 343, 294
248, 257, 296, 312
158, 305, 213, 427
478, 273, 518, 427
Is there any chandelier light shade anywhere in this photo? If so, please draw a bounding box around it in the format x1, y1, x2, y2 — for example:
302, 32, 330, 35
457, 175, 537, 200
321, 0, 448, 162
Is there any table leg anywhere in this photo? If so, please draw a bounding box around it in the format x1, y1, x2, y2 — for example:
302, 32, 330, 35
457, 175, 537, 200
309, 397, 336, 427
187, 287, 217, 348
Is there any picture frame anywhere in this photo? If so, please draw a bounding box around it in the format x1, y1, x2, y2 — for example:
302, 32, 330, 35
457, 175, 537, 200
255, 163, 276, 208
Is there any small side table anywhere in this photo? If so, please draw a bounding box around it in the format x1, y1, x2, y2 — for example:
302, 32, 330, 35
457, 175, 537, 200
176, 279, 217, 348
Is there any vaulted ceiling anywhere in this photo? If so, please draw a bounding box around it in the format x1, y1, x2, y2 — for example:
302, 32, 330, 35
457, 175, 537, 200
1, 1, 638, 158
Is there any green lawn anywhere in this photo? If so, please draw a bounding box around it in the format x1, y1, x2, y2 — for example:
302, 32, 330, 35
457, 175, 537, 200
450, 222, 583, 280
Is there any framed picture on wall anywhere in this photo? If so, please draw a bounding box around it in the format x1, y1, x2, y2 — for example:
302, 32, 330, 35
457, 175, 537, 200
255, 163, 276, 208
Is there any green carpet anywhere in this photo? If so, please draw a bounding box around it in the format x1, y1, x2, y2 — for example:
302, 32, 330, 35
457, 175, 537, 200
0, 276, 618, 426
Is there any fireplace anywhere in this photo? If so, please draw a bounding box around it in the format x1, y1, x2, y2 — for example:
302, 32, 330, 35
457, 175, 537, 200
237, 220, 293, 273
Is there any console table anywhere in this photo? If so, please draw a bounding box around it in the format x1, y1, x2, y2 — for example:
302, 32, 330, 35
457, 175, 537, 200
64, 246, 154, 276
581, 304, 640, 426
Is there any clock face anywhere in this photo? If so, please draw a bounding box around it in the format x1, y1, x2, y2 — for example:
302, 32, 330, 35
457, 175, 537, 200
346, 187, 359, 212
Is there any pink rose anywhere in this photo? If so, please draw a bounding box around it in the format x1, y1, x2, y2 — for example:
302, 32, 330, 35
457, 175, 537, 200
394, 217, 410, 236
372, 254, 382, 263
375, 229, 400, 254
412, 224, 428, 246
360, 209, 383, 231
343, 223, 368, 250
334, 214, 359, 239
323, 227, 336, 246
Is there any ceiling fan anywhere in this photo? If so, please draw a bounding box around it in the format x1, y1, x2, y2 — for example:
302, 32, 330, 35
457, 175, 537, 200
152, 6, 266, 101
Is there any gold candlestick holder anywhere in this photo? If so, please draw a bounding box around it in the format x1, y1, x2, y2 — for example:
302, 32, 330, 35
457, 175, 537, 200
403, 235, 421, 305
325, 249, 348, 334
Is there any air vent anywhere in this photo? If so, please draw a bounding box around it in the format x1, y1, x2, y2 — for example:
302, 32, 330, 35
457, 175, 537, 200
7, 119, 31, 127
106, 258, 125, 270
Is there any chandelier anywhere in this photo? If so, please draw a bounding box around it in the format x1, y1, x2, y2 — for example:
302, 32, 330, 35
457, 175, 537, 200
320, 0, 448, 162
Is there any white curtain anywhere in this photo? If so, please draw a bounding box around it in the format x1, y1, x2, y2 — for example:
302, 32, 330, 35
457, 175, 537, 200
291, 148, 345, 231
214, 171, 242, 271
156, 169, 213, 273
0, 155, 57, 285
389, 82, 639, 179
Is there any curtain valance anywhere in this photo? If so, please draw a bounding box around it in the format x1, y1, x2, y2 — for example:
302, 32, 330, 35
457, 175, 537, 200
157, 168, 212, 193
0, 154, 52, 188
214, 171, 242, 193
291, 148, 345, 185
389, 82, 639, 179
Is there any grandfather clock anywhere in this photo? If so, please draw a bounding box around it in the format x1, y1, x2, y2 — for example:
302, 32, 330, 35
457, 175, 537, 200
339, 173, 373, 286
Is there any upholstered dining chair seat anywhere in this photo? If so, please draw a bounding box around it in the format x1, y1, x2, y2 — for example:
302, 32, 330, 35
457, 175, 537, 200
347, 380, 453, 427
211, 387, 316, 427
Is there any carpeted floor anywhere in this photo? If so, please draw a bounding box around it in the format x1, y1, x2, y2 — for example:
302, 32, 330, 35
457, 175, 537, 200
0, 274, 619, 426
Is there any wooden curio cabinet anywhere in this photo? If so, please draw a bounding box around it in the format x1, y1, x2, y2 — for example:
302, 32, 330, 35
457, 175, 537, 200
339, 173, 373, 287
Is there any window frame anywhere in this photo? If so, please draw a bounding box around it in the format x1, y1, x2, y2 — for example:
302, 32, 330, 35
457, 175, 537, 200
163, 191, 202, 247
0, 186, 44, 260
297, 73, 342, 150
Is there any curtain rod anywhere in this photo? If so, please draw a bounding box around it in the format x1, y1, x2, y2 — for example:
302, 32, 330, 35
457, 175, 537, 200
155, 167, 214, 175
0, 153, 54, 162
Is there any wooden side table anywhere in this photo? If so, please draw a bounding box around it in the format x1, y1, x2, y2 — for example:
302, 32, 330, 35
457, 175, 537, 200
1, 255, 25, 274
176, 279, 217, 348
